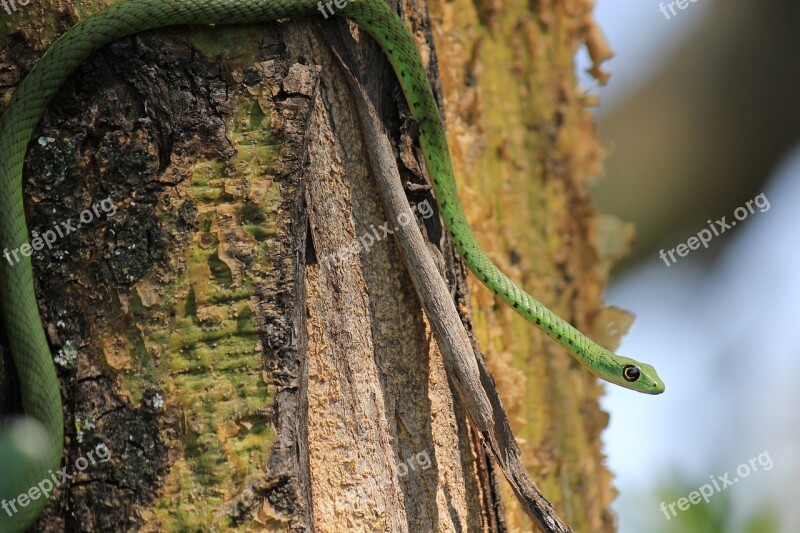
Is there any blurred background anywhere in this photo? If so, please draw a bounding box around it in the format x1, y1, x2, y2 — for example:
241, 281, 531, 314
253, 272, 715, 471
577, 1, 800, 532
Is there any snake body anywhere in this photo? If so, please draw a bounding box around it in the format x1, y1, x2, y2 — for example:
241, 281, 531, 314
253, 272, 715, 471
0, 1, 664, 530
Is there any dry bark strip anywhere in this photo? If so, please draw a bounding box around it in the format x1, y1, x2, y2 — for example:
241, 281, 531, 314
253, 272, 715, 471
324, 35, 573, 533
325, 53, 494, 432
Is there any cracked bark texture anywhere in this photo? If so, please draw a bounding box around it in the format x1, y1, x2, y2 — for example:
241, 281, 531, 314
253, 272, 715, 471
1, 0, 622, 531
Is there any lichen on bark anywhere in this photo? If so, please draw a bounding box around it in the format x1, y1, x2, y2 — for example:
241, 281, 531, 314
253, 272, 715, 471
2, 9, 317, 529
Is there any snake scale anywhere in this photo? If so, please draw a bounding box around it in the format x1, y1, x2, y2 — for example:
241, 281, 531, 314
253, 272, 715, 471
0, 0, 664, 530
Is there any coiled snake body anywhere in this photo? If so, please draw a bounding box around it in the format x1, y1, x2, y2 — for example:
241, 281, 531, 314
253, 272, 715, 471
0, 1, 664, 530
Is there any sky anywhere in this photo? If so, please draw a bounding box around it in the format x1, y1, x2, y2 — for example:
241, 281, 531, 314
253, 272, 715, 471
603, 151, 800, 532
576, 1, 800, 531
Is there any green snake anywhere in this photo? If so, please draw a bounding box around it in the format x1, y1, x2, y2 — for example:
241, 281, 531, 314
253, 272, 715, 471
0, 0, 665, 530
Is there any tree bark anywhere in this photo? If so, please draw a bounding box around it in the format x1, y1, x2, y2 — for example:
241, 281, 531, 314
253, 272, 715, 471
0, 0, 622, 531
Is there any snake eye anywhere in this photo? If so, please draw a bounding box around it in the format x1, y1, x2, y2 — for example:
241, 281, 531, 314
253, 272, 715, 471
623, 365, 640, 382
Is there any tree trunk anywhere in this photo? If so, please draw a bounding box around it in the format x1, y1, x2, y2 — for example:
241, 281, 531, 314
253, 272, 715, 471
0, 0, 622, 531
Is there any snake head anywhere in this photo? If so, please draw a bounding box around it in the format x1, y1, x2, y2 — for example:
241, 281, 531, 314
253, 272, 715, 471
602, 355, 665, 394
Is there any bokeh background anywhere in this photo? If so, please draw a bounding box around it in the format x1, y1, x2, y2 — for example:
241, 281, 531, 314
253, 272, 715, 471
577, 1, 800, 532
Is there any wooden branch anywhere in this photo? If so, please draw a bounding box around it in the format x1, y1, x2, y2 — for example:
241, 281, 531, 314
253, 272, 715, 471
331, 66, 493, 432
